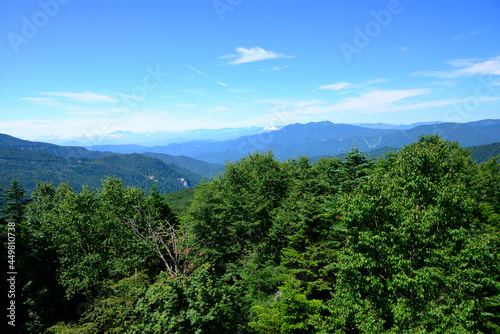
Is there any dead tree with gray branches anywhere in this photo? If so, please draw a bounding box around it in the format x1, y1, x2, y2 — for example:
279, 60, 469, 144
125, 208, 195, 277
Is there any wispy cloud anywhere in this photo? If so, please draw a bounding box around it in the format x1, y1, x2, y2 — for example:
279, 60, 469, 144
412, 56, 500, 78
322, 89, 430, 113
222, 47, 294, 65
398, 46, 410, 55
452, 30, 484, 41
39, 91, 117, 103
318, 78, 388, 91
185, 64, 228, 87
260, 65, 293, 72
265, 89, 431, 120
319, 81, 352, 90
20, 97, 63, 107
271, 65, 292, 71
361, 78, 390, 86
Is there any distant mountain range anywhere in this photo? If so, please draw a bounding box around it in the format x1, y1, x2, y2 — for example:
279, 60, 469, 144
85, 119, 500, 164
351, 121, 443, 130
33, 126, 278, 146
1, 119, 499, 195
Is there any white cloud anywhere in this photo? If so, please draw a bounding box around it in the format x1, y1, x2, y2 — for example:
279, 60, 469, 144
318, 79, 388, 91
217, 81, 228, 87
271, 65, 292, 71
223, 47, 293, 65
362, 78, 389, 86
452, 30, 484, 41
444, 58, 481, 67
319, 81, 352, 90
264, 126, 278, 131
39, 91, 117, 103
322, 89, 430, 113
263, 89, 430, 120
185, 65, 204, 75
398, 46, 410, 55
412, 56, 500, 78
20, 97, 63, 107
185, 64, 228, 87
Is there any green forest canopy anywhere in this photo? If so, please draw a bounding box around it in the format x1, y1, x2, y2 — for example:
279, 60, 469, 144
1, 135, 499, 333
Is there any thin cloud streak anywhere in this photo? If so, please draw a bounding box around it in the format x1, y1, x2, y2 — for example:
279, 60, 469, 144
452, 30, 484, 41
318, 79, 388, 91
223, 47, 294, 65
20, 97, 63, 107
319, 82, 352, 90
412, 56, 500, 78
39, 91, 117, 103
185, 65, 228, 87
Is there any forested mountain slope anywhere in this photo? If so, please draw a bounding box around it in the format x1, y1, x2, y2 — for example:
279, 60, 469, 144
0, 147, 201, 194
141, 152, 223, 178
470, 141, 500, 163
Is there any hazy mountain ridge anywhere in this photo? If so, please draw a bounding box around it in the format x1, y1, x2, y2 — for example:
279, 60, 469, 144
90, 120, 499, 164
352, 121, 443, 130
38, 126, 278, 146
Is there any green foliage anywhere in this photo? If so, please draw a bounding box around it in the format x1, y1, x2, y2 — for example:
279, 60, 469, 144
39, 178, 152, 297
164, 186, 197, 217
131, 263, 240, 334
478, 158, 500, 229
1, 178, 30, 225
21, 178, 179, 332
46, 272, 152, 334
322, 135, 500, 332
249, 276, 323, 334
13, 135, 500, 333
189, 151, 293, 275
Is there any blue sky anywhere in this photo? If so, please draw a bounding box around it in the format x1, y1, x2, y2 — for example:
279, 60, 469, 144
1, 0, 499, 143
